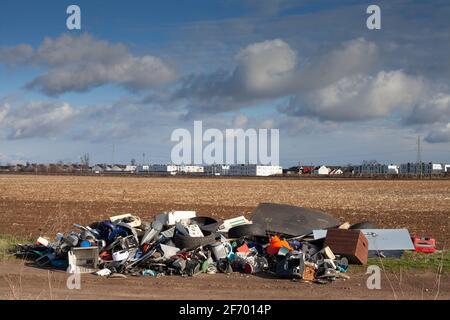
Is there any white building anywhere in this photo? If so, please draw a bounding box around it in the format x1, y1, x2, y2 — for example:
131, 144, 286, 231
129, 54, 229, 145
387, 165, 399, 174
92, 164, 105, 174
313, 165, 331, 175
177, 165, 204, 174
150, 164, 178, 174
204, 164, 230, 176
137, 164, 178, 174
445, 164, 450, 173
137, 165, 150, 173
109, 165, 124, 172
228, 164, 282, 176
124, 165, 137, 173
429, 163, 443, 174
329, 168, 343, 175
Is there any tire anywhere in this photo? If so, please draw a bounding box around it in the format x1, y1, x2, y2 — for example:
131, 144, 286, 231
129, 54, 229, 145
190, 216, 222, 233
349, 221, 378, 230
173, 231, 217, 250
228, 223, 266, 238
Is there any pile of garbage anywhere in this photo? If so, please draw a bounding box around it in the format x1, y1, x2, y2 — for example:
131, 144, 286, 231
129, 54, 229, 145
15, 203, 427, 283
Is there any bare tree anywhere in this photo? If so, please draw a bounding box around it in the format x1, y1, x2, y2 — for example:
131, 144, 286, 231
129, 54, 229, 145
80, 153, 90, 167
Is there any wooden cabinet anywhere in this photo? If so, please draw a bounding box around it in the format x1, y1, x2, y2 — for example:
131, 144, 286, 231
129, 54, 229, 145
324, 229, 369, 265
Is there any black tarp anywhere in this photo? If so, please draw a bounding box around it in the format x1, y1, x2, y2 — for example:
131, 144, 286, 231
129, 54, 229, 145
251, 203, 340, 237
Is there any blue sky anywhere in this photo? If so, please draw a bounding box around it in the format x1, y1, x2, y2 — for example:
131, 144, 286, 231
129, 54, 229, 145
1, 0, 450, 167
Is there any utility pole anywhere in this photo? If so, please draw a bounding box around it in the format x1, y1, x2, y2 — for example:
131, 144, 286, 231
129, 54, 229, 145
417, 135, 422, 179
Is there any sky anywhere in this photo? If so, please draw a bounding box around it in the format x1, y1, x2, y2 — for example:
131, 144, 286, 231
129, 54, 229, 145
1, 0, 450, 167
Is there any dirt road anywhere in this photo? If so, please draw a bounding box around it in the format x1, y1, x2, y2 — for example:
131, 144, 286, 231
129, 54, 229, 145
0, 260, 447, 300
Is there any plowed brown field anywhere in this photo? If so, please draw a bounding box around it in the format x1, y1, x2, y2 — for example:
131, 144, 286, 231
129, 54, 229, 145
0, 175, 449, 245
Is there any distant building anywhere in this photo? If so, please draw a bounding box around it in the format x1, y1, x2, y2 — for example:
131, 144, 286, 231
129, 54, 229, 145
400, 162, 443, 174
124, 165, 137, 173
136, 164, 178, 174
92, 164, 106, 173
177, 165, 204, 174
150, 164, 178, 174
387, 165, 399, 174
228, 164, 282, 176
329, 168, 343, 175
284, 166, 300, 175
108, 165, 124, 172
354, 163, 388, 175
0, 165, 12, 172
137, 165, 150, 173
204, 164, 230, 176
299, 166, 314, 174
313, 165, 331, 175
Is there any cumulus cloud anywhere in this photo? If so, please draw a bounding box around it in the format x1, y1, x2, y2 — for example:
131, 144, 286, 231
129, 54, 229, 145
172, 37, 378, 115
281, 70, 426, 121
2, 101, 79, 139
405, 94, 450, 125
0, 34, 177, 95
299, 38, 378, 91
278, 69, 450, 143
173, 38, 297, 113
0, 44, 34, 65
233, 39, 297, 94
425, 124, 450, 143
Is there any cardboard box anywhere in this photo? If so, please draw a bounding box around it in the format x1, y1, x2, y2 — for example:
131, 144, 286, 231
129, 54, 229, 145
324, 229, 368, 265
302, 263, 316, 281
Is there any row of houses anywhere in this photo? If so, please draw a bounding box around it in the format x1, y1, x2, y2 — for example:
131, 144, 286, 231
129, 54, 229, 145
283, 162, 450, 176
354, 162, 450, 175
0, 163, 90, 173
284, 165, 351, 175
1, 161, 449, 176
135, 164, 283, 176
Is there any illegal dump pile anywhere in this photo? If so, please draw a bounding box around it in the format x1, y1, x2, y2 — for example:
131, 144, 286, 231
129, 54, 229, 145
15, 203, 432, 284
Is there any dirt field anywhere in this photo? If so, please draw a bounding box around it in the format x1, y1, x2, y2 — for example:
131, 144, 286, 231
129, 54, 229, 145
0, 174, 449, 299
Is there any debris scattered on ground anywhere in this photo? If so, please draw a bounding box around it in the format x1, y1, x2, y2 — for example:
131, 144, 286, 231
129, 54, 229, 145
14, 204, 426, 283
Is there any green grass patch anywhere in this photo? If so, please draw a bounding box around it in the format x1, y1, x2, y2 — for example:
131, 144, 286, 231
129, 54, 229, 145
353, 250, 450, 273
0, 234, 32, 260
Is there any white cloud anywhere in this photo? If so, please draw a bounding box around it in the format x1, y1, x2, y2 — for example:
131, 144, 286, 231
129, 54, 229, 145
172, 37, 378, 115
0, 34, 177, 95
0, 102, 9, 124
425, 123, 450, 143
233, 38, 297, 94
299, 38, 378, 90
282, 70, 426, 121
0, 44, 34, 65
406, 94, 450, 125
4, 101, 79, 139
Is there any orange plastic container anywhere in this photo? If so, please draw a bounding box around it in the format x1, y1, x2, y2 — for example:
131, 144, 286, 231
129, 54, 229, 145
412, 236, 436, 253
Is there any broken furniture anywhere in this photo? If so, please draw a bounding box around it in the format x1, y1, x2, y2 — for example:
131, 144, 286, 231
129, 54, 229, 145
324, 229, 368, 265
